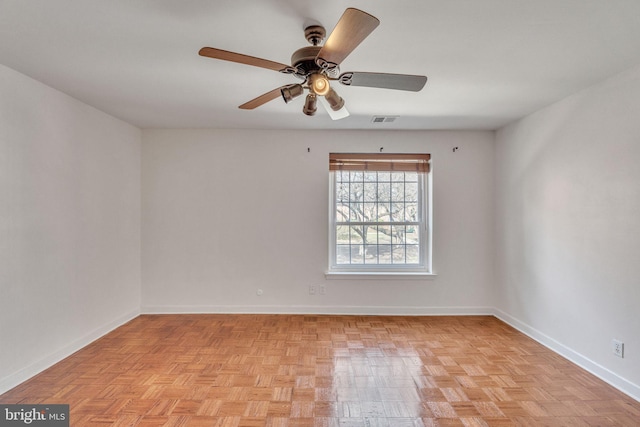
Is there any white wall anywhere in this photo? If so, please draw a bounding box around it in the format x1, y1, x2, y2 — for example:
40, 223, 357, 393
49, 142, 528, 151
0, 65, 141, 393
2, 56, 639, 401
142, 129, 495, 314
494, 64, 640, 399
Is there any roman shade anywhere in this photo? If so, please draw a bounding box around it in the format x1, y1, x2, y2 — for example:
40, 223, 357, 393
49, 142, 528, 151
329, 153, 430, 173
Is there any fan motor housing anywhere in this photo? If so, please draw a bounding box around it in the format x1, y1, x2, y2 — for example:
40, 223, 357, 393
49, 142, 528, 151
291, 46, 322, 75
291, 46, 339, 77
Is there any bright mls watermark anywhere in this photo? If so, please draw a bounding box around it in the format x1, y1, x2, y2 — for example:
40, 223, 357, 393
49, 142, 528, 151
0, 405, 68, 426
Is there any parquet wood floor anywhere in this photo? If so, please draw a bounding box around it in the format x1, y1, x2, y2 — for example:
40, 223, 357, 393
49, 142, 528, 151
1, 315, 639, 426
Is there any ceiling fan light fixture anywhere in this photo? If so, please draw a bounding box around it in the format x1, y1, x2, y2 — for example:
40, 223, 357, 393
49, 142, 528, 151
309, 73, 330, 96
281, 84, 304, 103
303, 93, 317, 116
324, 87, 345, 111
319, 96, 350, 120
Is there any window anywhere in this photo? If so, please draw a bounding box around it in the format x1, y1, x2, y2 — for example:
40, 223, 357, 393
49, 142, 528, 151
328, 153, 431, 275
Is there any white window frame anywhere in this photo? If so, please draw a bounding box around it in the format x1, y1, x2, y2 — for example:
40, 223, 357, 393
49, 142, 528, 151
327, 164, 433, 278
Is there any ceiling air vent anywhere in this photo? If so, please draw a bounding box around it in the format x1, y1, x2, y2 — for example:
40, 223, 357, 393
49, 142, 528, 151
371, 116, 398, 123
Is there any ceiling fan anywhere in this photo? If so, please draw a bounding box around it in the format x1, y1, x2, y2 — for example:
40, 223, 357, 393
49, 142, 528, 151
199, 8, 427, 120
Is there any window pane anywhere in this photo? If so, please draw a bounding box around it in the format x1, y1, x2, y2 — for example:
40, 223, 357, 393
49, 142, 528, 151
350, 226, 364, 244
336, 203, 349, 222
363, 202, 377, 221
392, 245, 406, 263
349, 203, 363, 221
336, 225, 350, 245
405, 182, 418, 202
391, 182, 405, 202
336, 183, 350, 201
377, 182, 391, 201
391, 203, 405, 222
365, 225, 378, 244
364, 171, 377, 182
406, 226, 419, 244
363, 182, 377, 202
406, 245, 420, 264
350, 245, 364, 263
391, 172, 405, 182
405, 172, 418, 182
391, 225, 406, 244
365, 245, 378, 264
378, 226, 392, 244
378, 244, 392, 263
405, 203, 418, 222
336, 245, 350, 264
378, 202, 391, 221
350, 182, 363, 201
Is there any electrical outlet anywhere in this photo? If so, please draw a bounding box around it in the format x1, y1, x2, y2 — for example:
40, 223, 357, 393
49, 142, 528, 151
319, 285, 326, 295
612, 339, 624, 358
309, 285, 316, 295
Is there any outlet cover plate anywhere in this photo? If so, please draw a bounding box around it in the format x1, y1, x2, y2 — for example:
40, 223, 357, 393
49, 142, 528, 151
612, 339, 624, 358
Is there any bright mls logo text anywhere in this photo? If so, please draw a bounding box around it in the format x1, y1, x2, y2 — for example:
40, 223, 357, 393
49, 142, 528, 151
0, 405, 68, 426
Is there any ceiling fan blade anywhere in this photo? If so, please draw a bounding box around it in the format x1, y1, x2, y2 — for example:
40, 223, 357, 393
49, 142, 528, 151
339, 72, 427, 92
199, 47, 293, 73
316, 8, 380, 70
238, 87, 284, 110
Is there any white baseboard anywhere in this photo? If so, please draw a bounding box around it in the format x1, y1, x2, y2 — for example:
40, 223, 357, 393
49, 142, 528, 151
493, 308, 640, 402
0, 309, 140, 395
141, 305, 495, 316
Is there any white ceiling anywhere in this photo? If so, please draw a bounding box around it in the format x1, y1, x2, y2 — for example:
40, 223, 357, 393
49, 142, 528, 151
2, 0, 640, 130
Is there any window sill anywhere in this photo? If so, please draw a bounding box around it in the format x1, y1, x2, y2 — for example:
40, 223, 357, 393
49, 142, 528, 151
325, 271, 437, 280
